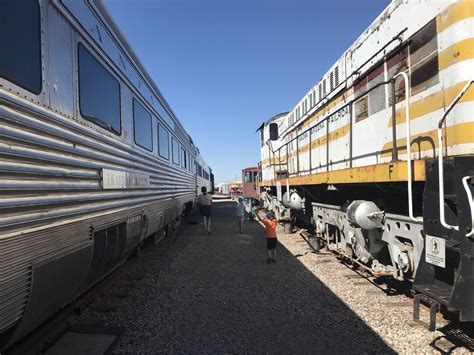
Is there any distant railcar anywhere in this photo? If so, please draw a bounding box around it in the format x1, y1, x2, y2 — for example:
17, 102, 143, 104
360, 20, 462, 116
242, 166, 259, 201
0, 0, 211, 349
259, 0, 473, 323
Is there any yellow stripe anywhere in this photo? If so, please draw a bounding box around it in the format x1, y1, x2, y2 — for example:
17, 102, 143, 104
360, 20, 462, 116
260, 160, 426, 187
439, 37, 474, 71
262, 124, 351, 166
438, 1, 474, 33
389, 80, 474, 127
381, 121, 474, 158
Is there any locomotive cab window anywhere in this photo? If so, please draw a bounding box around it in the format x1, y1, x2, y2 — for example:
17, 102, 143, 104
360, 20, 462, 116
78, 44, 121, 134
158, 124, 170, 159
0, 0, 42, 94
172, 138, 180, 165
133, 99, 153, 151
245, 171, 252, 183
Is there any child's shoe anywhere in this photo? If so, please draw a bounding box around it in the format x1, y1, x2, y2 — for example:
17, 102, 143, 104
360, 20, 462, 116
267, 257, 273, 264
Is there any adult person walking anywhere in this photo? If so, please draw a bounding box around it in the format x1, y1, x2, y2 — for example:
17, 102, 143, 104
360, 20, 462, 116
197, 186, 212, 236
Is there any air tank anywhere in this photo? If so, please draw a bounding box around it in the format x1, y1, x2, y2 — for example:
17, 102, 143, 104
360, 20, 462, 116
282, 190, 304, 210
347, 200, 383, 230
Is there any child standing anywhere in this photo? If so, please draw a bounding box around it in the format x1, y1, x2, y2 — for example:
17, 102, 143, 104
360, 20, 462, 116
257, 210, 278, 263
235, 197, 246, 234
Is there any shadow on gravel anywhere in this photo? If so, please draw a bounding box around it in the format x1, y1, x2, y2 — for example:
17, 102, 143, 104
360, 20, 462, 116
81, 199, 396, 354
430, 322, 474, 353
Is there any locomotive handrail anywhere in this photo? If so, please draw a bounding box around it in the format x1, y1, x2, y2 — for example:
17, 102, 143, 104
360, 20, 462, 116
269, 76, 396, 182
393, 72, 422, 222
462, 176, 474, 238
437, 79, 474, 233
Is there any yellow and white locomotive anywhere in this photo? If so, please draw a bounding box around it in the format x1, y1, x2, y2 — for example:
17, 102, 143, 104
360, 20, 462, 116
259, 0, 473, 323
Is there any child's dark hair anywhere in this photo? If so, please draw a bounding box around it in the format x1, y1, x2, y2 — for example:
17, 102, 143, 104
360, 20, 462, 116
201, 186, 207, 195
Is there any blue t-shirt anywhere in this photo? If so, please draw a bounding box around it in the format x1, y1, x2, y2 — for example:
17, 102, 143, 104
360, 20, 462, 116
235, 203, 244, 217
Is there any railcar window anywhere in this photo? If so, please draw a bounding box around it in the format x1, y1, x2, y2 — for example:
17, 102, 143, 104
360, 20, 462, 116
367, 63, 386, 115
158, 123, 170, 159
133, 99, 153, 151
172, 138, 180, 165
78, 44, 121, 134
354, 97, 369, 122
188, 155, 193, 172
181, 148, 187, 169
0, 0, 42, 94
409, 20, 439, 95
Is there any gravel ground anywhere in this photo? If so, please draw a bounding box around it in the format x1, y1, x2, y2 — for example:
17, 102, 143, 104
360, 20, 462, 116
77, 200, 473, 354
279, 232, 473, 354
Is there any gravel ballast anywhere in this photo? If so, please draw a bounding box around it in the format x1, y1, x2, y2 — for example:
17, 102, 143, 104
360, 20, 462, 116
77, 200, 472, 353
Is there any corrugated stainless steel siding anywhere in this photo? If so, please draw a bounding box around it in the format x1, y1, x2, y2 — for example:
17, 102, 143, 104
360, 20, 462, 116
0, 100, 194, 335
0, 103, 195, 232
0, 219, 91, 333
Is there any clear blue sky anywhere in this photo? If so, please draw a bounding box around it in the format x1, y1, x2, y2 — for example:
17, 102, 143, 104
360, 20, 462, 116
103, 0, 389, 183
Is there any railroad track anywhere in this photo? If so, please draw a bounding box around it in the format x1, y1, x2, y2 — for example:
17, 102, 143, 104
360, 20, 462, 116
295, 226, 474, 352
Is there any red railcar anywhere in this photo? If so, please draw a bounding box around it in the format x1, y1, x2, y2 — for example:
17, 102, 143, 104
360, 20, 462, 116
241, 166, 259, 201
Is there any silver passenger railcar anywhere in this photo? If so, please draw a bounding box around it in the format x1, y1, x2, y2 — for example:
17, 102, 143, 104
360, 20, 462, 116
0, 0, 211, 349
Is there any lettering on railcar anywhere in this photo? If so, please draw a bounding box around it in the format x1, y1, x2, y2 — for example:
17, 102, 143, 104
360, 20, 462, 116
101, 169, 150, 189
311, 121, 325, 134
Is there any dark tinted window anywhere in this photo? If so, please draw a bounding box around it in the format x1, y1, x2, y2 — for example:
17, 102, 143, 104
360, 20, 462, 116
172, 138, 180, 165
0, 0, 42, 94
409, 20, 439, 95
133, 99, 153, 151
181, 148, 188, 169
245, 171, 252, 183
78, 44, 121, 134
158, 124, 169, 159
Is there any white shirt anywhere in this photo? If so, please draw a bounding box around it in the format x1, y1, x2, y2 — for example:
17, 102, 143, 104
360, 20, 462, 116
197, 193, 212, 206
